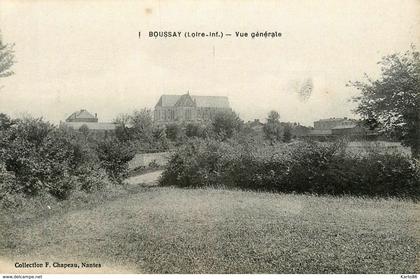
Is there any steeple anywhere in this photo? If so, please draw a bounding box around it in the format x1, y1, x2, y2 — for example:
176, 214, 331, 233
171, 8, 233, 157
175, 92, 196, 107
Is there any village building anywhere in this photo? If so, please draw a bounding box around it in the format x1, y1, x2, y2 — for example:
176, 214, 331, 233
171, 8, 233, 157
307, 117, 374, 139
154, 92, 231, 124
308, 117, 355, 138
60, 109, 116, 131
313, 118, 356, 130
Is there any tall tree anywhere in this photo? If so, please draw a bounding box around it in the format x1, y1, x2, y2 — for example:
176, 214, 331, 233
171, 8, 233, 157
114, 113, 132, 142
263, 110, 283, 144
0, 34, 15, 78
349, 46, 420, 158
130, 108, 154, 141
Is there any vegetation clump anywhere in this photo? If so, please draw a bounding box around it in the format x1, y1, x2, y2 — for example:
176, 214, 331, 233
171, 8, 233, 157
161, 138, 420, 199
0, 115, 134, 206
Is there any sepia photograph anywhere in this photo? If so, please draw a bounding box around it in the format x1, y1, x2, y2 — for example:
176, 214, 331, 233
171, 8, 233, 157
0, 0, 419, 277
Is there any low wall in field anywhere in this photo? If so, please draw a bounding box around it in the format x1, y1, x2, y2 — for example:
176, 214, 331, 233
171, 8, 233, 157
129, 152, 170, 170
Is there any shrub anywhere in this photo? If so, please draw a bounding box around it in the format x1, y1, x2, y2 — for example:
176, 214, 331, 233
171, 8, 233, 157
282, 123, 292, 142
160, 138, 236, 187
0, 117, 110, 201
165, 123, 183, 142
96, 138, 135, 183
0, 118, 78, 198
0, 163, 19, 207
185, 123, 201, 138
160, 139, 420, 199
211, 111, 243, 141
0, 113, 14, 131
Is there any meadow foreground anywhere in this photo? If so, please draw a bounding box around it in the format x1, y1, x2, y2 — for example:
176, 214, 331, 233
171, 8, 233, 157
1, 185, 419, 273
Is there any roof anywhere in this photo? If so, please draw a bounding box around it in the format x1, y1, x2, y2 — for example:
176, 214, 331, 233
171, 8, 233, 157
66, 109, 97, 121
63, 122, 116, 131
157, 94, 230, 108
175, 94, 196, 107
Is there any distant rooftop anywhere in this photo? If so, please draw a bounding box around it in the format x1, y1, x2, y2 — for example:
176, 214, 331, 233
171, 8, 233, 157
156, 94, 230, 108
66, 109, 98, 122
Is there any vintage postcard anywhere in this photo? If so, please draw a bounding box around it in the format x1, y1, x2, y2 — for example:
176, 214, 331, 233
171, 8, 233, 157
0, 0, 419, 277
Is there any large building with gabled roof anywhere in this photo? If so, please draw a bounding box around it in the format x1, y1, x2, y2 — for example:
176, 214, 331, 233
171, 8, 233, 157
154, 92, 231, 124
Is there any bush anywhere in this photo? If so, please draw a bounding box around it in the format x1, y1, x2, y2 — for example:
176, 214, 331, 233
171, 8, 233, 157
0, 163, 19, 207
0, 116, 112, 201
160, 138, 237, 187
160, 139, 420, 199
0, 118, 79, 198
165, 123, 183, 142
96, 139, 135, 183
211, 111, 243, 141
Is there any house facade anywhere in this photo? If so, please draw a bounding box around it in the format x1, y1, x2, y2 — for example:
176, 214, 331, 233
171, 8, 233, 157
154, 93, 231, 124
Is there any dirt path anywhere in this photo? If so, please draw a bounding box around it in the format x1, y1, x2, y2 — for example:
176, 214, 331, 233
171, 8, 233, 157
124, 170, 163, 186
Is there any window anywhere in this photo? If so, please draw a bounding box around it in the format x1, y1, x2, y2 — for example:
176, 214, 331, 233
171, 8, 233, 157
186, 109, 191, 120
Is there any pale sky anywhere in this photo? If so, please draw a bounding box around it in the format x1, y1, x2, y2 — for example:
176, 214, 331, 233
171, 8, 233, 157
0, 0, 419, 126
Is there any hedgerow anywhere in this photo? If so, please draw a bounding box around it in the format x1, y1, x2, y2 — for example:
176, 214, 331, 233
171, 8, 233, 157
160, 138, 420, 199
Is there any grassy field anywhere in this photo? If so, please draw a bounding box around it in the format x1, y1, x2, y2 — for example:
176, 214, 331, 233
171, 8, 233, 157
1, 185, 419, 274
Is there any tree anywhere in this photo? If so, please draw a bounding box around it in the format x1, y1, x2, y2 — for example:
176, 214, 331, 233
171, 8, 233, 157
152, 126, 169, 150
165, 123, 182, 141
349, 47, 420, 158
78, 124, 90, 138
283, 123, 292, 143
211, 111, 243, 140
0, 34, 15, 78
263, 110, 283, 144
114, 113, 132, 142
0, 113, 14, 131
130, 108, 154, 142
114, 109, 153, 142
185, 123, 201, 138
96, 138, 135, 183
